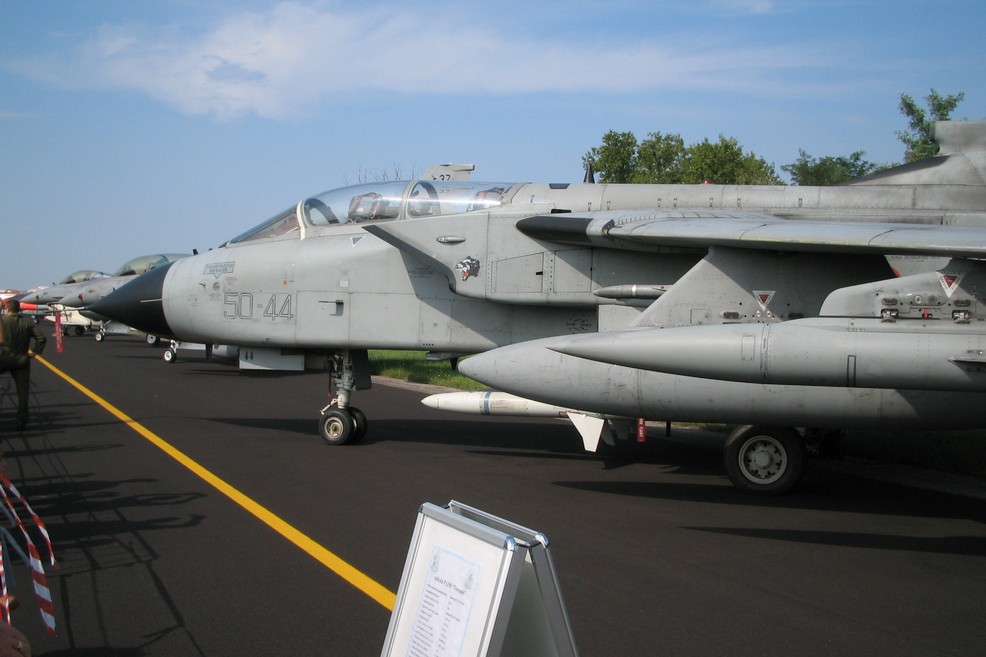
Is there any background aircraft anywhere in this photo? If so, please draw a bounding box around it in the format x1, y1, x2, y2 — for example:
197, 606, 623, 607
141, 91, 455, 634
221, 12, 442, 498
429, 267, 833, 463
59, 253, 189, 310
92, 121, 986, 472
21, 254, 188, 341
18, 270, 108, 305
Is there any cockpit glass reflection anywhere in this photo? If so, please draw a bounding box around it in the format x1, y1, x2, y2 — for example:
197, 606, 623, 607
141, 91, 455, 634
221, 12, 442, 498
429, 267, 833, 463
302, 182, 406, 225
111, 254, 179, 276
228, 179, 516, 244
301, 180, 512, 227
229, 206, 301, 244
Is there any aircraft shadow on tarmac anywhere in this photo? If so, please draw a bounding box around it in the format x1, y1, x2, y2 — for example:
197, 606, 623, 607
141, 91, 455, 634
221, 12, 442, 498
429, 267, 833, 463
208, 416, 633, 456
554, 466, 986, 521
684, 525, 986, 557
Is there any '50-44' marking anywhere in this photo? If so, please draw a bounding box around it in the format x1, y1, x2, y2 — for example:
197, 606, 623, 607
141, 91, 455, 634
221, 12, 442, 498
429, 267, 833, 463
223, 292, 295, 321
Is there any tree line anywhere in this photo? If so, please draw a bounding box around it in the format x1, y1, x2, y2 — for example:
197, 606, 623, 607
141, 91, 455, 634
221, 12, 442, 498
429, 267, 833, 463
583, 90, 968, 186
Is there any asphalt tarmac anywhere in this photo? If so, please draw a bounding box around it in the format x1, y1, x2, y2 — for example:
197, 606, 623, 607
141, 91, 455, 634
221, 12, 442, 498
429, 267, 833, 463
1, 330, 985, 657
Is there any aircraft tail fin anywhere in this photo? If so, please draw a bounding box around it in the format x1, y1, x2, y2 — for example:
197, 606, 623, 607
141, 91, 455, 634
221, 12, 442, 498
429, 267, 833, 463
422, 163, 475, 181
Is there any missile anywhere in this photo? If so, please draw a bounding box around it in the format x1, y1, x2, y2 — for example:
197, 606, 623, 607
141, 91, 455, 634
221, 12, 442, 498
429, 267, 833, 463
548, 318, 986, 393
17, 301, 53, 317
422, 390, 584, 418
421, 390, 627, 452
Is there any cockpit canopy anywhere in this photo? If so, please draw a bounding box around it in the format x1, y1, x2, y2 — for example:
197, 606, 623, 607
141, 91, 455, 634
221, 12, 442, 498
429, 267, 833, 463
229, 180, 513, 245
58, 270, 108, 284
111, 254, 188, 277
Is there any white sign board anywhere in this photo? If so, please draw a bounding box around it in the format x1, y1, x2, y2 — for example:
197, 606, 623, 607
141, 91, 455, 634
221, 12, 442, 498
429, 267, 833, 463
381, 501, 579, 657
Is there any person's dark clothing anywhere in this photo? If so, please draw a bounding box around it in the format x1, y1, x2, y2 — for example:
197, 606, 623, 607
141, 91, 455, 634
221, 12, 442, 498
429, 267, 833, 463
0, 312, 47, 430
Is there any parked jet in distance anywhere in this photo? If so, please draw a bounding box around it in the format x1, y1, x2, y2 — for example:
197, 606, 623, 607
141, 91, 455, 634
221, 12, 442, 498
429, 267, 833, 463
21, 255, 187, 311
60, 253, 189, 311
92, 122, 986, 488
22, 254, 188, 341
19, 270, 107, 305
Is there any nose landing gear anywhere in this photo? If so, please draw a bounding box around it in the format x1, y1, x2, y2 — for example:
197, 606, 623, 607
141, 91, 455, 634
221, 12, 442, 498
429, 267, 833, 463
318, 349, 371, 445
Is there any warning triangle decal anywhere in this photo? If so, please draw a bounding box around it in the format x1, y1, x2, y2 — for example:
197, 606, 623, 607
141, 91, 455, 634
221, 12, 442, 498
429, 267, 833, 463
938, 272, 960, 298
753, 290, 775, 310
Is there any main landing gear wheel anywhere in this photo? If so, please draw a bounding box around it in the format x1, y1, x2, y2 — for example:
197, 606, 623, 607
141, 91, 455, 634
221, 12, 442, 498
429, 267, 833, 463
163, 348, 177, 363
723, 425, 807, 495
318, 405, 368, 445
94, 331, 105, 342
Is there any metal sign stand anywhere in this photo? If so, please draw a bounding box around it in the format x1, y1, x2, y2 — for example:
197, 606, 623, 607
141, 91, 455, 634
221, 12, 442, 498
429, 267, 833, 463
381, 500, 579, 657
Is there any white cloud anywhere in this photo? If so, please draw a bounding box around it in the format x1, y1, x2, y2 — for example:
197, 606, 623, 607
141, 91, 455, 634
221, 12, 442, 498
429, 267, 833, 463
7, 1, 829, 120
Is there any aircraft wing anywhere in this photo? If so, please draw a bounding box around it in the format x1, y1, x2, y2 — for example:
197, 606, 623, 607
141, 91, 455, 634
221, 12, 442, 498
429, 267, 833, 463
516, 211, 986, 258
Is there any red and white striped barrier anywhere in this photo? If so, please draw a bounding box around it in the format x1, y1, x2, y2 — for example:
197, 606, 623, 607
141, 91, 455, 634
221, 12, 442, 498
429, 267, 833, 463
0, 472, 57, 633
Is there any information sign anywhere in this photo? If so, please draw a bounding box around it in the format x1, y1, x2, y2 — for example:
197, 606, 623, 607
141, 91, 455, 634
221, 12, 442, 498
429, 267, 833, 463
381, 501, 579, 657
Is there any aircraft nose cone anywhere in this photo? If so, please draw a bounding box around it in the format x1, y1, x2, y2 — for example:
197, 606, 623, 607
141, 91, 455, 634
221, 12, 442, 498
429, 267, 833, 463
89, 262, 176, 339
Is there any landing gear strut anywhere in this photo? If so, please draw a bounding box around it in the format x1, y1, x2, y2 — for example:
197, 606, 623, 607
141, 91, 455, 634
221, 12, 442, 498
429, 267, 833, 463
723, 425, 807, 495
318, 349, 372, 445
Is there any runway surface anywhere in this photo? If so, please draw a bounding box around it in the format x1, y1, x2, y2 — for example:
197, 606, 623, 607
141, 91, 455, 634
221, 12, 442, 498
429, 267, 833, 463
2, 330, 985, 656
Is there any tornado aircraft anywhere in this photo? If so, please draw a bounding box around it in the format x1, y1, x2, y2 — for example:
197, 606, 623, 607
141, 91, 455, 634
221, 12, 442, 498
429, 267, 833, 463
92, 122, 986, 491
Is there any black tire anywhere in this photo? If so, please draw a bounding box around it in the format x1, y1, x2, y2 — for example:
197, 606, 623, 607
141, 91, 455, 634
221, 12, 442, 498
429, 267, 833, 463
348, 406, 368, 443
94, 331, 105, 342
319, 408, 355, 445
146, 334, 160, 346
163, 349, 176, 363
723, 425, 806, 495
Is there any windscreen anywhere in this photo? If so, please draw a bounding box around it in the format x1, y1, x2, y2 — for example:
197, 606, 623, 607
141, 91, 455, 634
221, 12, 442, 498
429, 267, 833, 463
228, 206, 301, 244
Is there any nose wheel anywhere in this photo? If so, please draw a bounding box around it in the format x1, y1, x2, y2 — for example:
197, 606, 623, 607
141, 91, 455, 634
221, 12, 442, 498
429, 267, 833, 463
318, 405, 367, 445
317, 349, 372, 445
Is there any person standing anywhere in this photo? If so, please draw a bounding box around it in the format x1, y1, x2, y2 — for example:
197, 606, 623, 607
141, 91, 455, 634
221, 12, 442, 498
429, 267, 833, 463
0, 298, 47, 431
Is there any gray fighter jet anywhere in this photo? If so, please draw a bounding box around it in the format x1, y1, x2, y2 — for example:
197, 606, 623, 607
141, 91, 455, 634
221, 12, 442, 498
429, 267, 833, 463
19, 270, 108, 305
60, 253, 189, 311
92, 122, 986, 465
19, 255, 186, 341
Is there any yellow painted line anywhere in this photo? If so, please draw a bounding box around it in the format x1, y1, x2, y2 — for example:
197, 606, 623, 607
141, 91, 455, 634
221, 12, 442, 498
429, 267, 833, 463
37, 355, 397, 611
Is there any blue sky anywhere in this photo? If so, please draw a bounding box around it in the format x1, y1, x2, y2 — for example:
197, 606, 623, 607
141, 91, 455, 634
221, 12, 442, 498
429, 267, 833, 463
1, 0, 983, 291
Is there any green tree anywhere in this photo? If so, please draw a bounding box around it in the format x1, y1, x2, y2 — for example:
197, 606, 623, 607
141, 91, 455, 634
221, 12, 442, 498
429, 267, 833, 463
584, 131, 780, 184
781, 150, 880, 185
633, 132, 686, 183
582, 130, 638, 183
679, 135, 782, 185
897, 89, 965, 162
